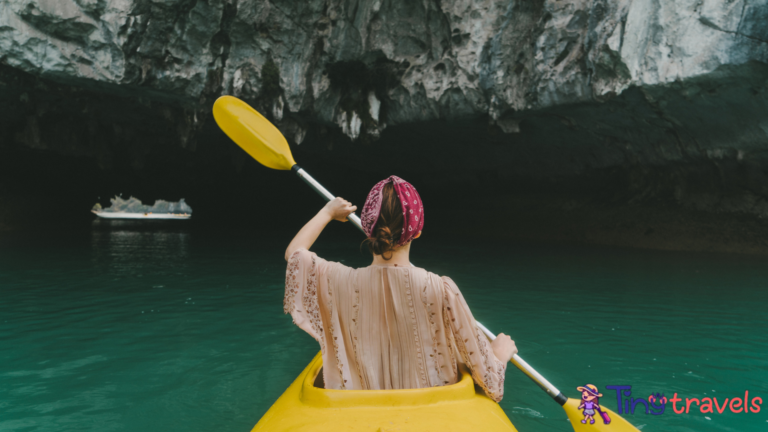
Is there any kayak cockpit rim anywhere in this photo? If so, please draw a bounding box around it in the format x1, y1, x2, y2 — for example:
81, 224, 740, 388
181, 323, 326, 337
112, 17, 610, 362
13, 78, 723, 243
299, 352, 479, 409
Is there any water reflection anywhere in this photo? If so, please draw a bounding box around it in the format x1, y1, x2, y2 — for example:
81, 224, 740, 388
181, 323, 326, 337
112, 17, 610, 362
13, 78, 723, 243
90, 224, 190, 276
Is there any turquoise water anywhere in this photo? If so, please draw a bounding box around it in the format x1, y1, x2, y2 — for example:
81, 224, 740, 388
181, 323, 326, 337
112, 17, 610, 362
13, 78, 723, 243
1, 225, 767, 432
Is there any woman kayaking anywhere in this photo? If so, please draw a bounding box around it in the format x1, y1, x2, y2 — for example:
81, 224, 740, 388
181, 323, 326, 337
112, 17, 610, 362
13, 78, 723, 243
283, 175, 517, 401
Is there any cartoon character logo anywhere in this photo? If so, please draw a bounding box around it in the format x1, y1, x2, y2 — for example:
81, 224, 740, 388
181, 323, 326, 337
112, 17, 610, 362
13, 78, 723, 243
577, 384, 611, 425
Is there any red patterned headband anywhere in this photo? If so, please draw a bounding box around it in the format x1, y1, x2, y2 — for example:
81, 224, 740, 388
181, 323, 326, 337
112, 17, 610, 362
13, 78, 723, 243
361, 176, 424, 246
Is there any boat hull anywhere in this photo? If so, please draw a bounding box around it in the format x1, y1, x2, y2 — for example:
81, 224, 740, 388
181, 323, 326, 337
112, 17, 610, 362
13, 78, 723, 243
252, 352, 517, 431
92, 211, 190, 220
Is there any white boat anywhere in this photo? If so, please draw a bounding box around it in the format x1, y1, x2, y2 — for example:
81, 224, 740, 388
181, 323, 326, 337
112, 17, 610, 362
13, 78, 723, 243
92, 211, 191, 220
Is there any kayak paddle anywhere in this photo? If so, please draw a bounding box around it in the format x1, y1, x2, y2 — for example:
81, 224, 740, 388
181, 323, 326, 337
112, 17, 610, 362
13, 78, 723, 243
211, 95, 365, 234
476, 322, 636, 432
212, 95, 640, 432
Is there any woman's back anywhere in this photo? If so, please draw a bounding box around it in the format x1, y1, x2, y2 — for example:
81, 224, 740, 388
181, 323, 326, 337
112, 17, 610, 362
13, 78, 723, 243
285, 249, 506, 401
282, 175, 515, 401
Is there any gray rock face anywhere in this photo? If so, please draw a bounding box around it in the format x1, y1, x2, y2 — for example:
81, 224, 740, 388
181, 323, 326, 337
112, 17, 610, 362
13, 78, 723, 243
3, 0, 766, 137
2, 0, 768, 236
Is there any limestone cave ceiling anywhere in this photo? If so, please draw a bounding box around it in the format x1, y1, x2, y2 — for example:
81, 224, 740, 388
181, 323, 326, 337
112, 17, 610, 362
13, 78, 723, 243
1, 0, 768, 224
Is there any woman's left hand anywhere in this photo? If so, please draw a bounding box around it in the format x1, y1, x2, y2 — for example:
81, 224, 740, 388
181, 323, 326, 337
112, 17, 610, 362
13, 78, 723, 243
322, 197, 357, 222
285, 197, 357, 260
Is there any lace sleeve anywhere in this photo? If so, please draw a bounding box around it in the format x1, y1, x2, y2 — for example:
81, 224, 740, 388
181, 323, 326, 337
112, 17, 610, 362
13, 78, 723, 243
442, 276, 507, 402
284, 249, 325, 347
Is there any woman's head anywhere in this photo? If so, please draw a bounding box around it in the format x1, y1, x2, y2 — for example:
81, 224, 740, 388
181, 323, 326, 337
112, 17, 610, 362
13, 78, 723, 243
361, 176, 424, 259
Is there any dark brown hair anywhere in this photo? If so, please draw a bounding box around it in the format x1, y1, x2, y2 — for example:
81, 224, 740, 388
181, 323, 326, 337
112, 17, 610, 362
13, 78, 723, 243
364, 184, 404, 259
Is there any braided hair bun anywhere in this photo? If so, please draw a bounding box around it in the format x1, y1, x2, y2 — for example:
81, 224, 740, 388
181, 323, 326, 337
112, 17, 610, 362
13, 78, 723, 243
364, 184, 404, 259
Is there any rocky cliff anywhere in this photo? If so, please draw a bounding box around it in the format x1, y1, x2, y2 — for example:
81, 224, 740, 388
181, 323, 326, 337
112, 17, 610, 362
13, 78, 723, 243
2, 0, 768, 251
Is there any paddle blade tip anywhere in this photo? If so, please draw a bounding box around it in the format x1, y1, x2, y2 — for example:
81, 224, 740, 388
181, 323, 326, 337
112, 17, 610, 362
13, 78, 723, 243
211, 95, 296, 170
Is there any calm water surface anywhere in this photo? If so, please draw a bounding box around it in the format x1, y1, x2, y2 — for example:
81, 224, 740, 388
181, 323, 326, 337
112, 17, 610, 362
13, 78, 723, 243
1, 224, 767, 432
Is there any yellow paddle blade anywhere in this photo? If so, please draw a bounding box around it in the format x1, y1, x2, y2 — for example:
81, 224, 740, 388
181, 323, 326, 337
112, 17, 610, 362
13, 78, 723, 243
563, 398, 641, 432
212, 95, 296, 170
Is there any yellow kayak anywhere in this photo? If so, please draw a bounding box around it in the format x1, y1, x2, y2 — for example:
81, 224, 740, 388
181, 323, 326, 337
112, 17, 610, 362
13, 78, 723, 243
252, 352, 518, 431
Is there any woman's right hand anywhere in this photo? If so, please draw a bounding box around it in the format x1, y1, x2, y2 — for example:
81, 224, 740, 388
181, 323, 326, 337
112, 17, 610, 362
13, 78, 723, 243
322, 197, 357, 222
491, 333, 518, 363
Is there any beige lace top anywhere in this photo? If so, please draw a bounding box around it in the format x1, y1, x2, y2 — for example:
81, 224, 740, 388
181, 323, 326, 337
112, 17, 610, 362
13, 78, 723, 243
284, 249, 507, 401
